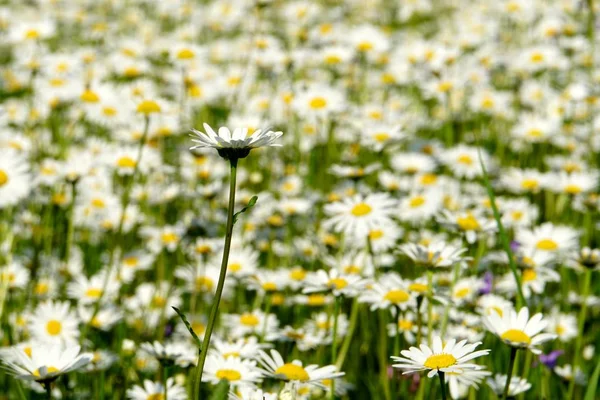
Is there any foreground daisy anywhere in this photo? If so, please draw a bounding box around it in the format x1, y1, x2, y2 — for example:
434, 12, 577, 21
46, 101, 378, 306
391, 336, 490, 399
483, 307, 556, 354
126, 378, 187, 400
1, 344, 92, 387
190, 123, 283, 160
258, 349, 344, 389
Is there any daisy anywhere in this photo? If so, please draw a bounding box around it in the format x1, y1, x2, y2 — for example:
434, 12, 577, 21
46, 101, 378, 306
391, 336, 490, 378
210, 337, 267, 360
359, 273, 416, 312
399, 240, 469, 269
323, 193, 397, 240
0, 149, 31, 208
547, 311, 578, 342
28, 301, 80, 347
302, 269, 367, 298
1, 344, 92, 384
190, 123, 283, 160
439, 145, 492, 179
140, 341, 196, 367
126, 378, 187, 400
486, 374, 531, 397
483, 307, 556, 354
258, 349, 344, 389
516, 222, 579, 254
202, 355, 263, 388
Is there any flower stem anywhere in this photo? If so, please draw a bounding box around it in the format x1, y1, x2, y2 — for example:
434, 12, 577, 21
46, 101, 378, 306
567, 268, 592, 400
330, 296, 341, 399
193, 158, 238, 400
63, 180, 77, 263
426, 270, 433, 347
335, 297, 358, 369
438, 371, 447, 400
503, 347, 518, 400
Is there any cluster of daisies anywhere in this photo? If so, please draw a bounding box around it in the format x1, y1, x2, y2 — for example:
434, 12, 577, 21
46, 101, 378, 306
1, 0, 599, 399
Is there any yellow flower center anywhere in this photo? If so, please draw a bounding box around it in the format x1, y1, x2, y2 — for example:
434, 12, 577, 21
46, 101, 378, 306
262, 282, 277, 291
103, 107, 117, 116
85, 288, 103, 298
536, 239, 558, 251
456, 214, 480, 231
151, 296, 166, 309
177, 48, 195, 59
24, 347, 32, 357
309, 97, 327, 109
351, 202, 372, 216
25, 29, 40, 39
369, 230, 384, 240
564, 184, 582, 194
215, 369, 242, 381
35, 282, 49, 295
399, 320, 413, 330
437, 81, 453, 93
457, 154, 473, 165
521, 179, 539, 190
522, 269, 537, 282
328, 278, 348, 290
357, 42, 373, 52
527, 128, 543, 138
275, 363, 310, 381
501, 329, 531, 344
240, 313, 259, 326
409, 196, 426, 208
454, 287, 470, 299
290, 268, 306, 281
325, 55, 341, 64
81, 89, 100, 103
423, 354, 457, 369
556, 325, 565, 335
374, 132, 390, 142
146, 394, 164, 400
511, 211, 524, 220
0, 169, 8, 187
161, 232, 178, 244
33, 366, 59, 377
409, 283, 428, 293
195, 276, 214, 291
117, 156, 136, 168
384, 290, 410, 303
307, 294, 326, 306
530, 52, 544, 63
136, 100, 161, 114
229, 262, 242, 272
121, 257, 137, 268
46, 320, 62, 336
192, 322, 205, 334
420, 174, 437, 185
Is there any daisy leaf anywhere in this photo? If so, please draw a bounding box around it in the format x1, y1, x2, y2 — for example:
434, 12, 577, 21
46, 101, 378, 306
171, 306, 202, 348
232, 195, 258, 226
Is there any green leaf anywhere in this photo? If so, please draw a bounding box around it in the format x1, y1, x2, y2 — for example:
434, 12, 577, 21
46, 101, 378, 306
232, 195, 258, 226
584, 357, 600, 400
171, 306, 202, 348
208, 380, 229, 400
475, 145, 526, 307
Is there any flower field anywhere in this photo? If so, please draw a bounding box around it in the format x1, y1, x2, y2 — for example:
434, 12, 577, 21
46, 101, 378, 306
1, 0, 600, 399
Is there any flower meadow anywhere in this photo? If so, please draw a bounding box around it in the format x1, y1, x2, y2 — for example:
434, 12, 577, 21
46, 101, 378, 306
1, 0, 600, 399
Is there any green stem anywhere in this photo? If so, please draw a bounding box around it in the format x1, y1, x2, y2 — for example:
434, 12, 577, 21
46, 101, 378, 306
193, 158, 238, 400
416, 296, 423, 344
63, 181, 77, 262
330, 296, 341, 400
163, 365, 169, 400
335, 298, 358, 369
44, 382, 52, 400
439, 371, 447, 400
261, 293, 271, 341
503, 347, 518, 400
567, 268, 592, 399
427, 270, 433, 347
379, 310, 391, 400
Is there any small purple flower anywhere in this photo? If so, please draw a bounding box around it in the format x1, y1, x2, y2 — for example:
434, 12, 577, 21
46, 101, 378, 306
510, 240, 521, 253
539, 350, 563, 369
480, 271, 493, 295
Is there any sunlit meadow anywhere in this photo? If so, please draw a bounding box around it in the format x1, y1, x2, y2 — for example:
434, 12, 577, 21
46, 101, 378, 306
0, 0, 599, 399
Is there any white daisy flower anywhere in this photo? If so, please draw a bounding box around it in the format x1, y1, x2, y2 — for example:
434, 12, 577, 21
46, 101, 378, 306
483, 307, 556, 354
28, 301, 80, 347
0, 148, 31, 208
486, 374, 531, 397
1, 344, 92, 383
391, 336, 490, 378
258, 349, 344, 389
126, 378, 187, 400
202, 355, 263, 388
190, 123, 282, 160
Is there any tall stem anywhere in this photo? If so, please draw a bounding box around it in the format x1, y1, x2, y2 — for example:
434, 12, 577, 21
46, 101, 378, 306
63, 181, 77, 263
330, 296, 341, 399
193, 159, 238, 400
335, 297, 358, 369
426, 270, 433, 347
438, 371, 447, 400
503, 347, 518, 400
567, 268, 592, 399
